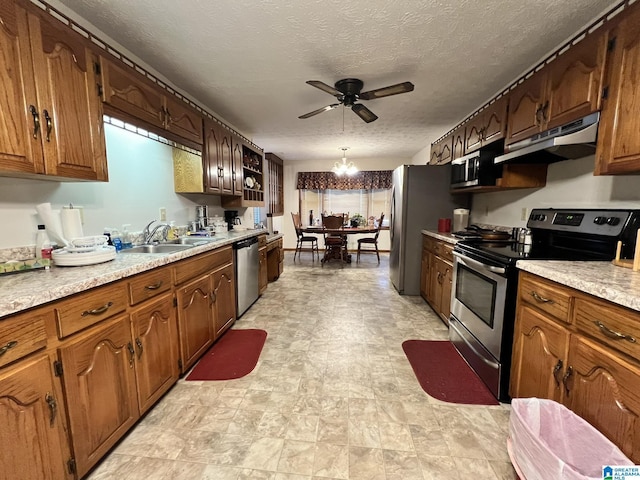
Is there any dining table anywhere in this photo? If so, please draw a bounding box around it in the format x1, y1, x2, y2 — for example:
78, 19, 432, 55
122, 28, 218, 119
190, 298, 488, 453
302, 225, 380, 263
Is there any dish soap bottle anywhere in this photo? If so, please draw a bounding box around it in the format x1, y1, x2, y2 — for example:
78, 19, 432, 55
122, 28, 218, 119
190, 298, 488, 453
167, 221, 177, 240
111, 228, 122, 251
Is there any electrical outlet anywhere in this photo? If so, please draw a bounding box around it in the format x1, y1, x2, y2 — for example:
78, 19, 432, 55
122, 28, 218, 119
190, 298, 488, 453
521, 208, 528, 221
159, 207, 167, 222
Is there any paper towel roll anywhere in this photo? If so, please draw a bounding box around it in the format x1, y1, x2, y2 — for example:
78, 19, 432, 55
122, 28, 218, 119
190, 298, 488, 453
61, 208, 84, 240
35, 203, 70, 247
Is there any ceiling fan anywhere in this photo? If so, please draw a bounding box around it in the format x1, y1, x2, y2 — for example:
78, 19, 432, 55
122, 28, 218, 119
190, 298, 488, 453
298, 78, 414, 123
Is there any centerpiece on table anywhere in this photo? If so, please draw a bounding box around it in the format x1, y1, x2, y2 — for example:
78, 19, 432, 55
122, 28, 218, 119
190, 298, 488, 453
350, 213, 364, 228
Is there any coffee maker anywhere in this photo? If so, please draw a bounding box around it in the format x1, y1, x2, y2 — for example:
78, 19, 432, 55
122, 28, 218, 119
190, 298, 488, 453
224, 210, 241, 230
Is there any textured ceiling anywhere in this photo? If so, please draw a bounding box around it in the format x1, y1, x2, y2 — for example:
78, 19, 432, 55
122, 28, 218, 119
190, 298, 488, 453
56, 0, 620, 163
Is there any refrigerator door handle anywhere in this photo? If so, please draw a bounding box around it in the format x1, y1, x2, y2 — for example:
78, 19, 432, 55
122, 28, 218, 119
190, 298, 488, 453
390, 186, 396, 244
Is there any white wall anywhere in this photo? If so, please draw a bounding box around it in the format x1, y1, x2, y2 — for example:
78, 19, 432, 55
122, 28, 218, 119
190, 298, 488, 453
0, 124, 235, 249
471, 155, 640, 227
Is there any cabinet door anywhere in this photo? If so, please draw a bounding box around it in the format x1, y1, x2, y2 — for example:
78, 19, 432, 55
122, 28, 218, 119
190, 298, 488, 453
545, 30, 606, 130
59, 315, 139, 478
427, 253, 438, 307
231, 135, 244, 196
203, 119, 223, 194
505, 71, 546, 146
218, 129, 234, 195
100, 57, 165, 130
481, 96, 508, 145
595, 4, 640, 174
429, 142, 440, 165
0, 354, 72, 480
440, 260, 453, 325
0, 1, 44, 175
438, 134, 453, 165
163, 95, 203, 144
175, 274, 214, 372
510, 305, 569, 402
464, 115, 484, 153
451, 126, 465, 160
130, 292, 179, 414
420, 247, 430, 301
29, 10, 107, 180
565, 335, 640, 464
259, 246, 268, 295
211, 263, 235, 339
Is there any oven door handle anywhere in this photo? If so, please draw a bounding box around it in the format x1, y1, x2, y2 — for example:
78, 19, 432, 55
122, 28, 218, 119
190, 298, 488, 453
453, 251, 506, 275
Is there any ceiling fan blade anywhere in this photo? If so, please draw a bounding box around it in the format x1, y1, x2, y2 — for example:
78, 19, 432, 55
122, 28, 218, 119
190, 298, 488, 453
306, 80, 341, 96
298, 104, 340, 119
359, 81, 414, 100
351, 104, 378, 123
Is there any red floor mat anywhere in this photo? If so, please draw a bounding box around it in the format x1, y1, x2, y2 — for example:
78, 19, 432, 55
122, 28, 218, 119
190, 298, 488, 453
402, 340, 499, 405
186, 329, 267, 381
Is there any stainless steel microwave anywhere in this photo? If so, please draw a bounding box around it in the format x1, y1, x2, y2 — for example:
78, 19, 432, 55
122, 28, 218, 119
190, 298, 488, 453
450, 150, 500, 189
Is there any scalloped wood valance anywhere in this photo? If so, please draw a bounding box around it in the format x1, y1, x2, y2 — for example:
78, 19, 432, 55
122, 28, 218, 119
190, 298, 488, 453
296, 170, 393, 190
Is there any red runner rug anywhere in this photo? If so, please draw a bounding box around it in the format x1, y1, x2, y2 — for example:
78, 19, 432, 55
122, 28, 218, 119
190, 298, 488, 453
402, 340, 499, 405
186, 329, 267, 381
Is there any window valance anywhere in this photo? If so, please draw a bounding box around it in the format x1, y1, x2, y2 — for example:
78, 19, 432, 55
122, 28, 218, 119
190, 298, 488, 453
296, 170, 393, 190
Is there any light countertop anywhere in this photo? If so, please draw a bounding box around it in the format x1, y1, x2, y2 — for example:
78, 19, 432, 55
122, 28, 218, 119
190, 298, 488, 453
0, 230, 269, 318
516, 260, 640, 312
421, 230, 459, 244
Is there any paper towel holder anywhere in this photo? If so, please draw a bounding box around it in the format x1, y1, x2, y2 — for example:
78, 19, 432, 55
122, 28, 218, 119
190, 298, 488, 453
62, 204, 84, 224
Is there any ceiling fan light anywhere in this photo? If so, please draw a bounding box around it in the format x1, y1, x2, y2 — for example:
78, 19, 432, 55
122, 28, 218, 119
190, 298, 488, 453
332, 148, 357, 176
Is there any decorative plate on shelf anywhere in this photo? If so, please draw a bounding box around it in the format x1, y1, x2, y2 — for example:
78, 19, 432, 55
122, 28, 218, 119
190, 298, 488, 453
245, 176, 255, 188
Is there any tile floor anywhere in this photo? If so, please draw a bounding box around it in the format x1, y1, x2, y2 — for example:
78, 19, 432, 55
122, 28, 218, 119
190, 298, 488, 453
87, 252, 517, 480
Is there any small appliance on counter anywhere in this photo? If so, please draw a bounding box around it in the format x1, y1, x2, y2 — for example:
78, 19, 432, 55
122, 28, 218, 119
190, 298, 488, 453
224, 210, 241, 230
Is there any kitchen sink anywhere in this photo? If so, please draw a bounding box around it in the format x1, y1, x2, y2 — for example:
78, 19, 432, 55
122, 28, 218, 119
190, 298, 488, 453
164, 237, 218, 246
120, 244, 194, 254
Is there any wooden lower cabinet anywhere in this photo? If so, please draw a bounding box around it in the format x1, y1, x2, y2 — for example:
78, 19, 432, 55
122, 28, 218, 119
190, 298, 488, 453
259, 245, 268, 295
130, 292, 179, 415
0, 353, 73, 480
58, 315, 139, 478
421, 235, 454, 325
175, 273, 214, 373
267, 238, 284, 282
212, 263, 236, 338
510, 271, 640, 463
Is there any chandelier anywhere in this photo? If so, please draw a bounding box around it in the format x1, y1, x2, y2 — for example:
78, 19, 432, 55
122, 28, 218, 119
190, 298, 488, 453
332, 147, 358, 176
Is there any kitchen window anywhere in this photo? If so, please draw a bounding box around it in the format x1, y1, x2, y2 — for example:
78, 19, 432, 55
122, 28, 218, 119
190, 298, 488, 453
299, 188, 390, 225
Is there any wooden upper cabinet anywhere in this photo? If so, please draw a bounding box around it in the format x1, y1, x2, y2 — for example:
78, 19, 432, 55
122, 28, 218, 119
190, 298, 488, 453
266, 152, 284, 216
506, 30, 606, 147
438, 133, 453, 165
100, 57, 165, 130
100, 56, 203, 145
465, 96, 508, 153
451, 125, 465, 160
163, 95, 203, 144
0, 1, 107, 181
203, 119, 223, 194
218, 130, 234, 195
429, 142, 441, 165
231, 134, 244, 196
596, 3, 640, 175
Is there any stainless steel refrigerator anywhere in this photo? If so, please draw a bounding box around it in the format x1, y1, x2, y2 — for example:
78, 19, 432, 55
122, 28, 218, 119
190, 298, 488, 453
389, 164, 469, 295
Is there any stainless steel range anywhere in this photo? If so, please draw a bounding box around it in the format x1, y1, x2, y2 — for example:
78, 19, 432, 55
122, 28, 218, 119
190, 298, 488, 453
449, 208, 640, 402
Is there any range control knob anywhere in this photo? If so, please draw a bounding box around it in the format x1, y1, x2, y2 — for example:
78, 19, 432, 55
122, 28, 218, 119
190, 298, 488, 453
593, 216, 607, 225
538, 214, 546, 222
607, 217, 621, 226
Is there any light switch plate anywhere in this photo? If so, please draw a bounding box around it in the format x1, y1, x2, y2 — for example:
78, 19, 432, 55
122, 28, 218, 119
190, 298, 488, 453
159, 207, 167, 222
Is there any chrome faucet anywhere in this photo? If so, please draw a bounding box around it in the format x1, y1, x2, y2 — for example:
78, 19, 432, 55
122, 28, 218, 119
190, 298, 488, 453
142, 220, 171, 244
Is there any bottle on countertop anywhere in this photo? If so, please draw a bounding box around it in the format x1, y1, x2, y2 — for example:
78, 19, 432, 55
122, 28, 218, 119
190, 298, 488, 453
167, 221, 177, 240
309, 210, 313, 227
121, 224, 132, 249
103, 228, 113, 246
35, 224, 50, 259
111, 228, 122, 252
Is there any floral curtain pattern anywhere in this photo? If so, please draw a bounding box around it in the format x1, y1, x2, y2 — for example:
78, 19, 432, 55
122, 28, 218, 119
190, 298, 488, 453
296, 170, 393, 190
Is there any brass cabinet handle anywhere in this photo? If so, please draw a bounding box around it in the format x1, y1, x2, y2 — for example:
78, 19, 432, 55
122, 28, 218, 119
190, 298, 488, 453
43, 109, 52, 142
0, 340, 18, 357
135, 338, 143, 358
593, 320, 637, 343
552, 359, 563, 387
144, 281, 163, 291
29, 105, 40, 139
127, 342, 135, 367
81, 301, 114, 317
530, 291, 554, 304
562, 366, 573, 396
45, 393, 57, 426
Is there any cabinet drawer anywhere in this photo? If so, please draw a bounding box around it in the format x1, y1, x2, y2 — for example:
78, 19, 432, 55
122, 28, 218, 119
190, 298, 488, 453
258, 235, 267, 248
55, 282, 128, 338
433, 241, 454, 262
423, 235, 436, 253
518, 272, 572, 324
128, 267, 172, 305
0, 308, 49, 368
173, 246, 233, 285
574, 297, 640, 362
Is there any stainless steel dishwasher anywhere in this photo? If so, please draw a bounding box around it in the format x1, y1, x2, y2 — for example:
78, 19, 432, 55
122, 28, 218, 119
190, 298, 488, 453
233, 236, 260, 317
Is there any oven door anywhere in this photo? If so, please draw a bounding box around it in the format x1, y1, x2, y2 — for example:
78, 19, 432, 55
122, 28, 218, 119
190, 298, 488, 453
450, 251, 507, 360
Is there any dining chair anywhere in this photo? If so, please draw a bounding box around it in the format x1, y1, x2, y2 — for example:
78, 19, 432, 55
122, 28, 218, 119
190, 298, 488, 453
357, 213, 384, 263
321, 214, 347, 267
291, 212, 319, 261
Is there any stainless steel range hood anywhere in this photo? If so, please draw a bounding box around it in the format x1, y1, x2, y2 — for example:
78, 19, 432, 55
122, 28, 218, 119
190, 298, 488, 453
494, 111, 599, 164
